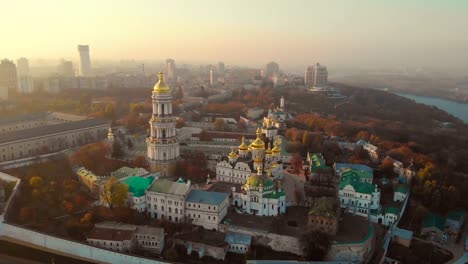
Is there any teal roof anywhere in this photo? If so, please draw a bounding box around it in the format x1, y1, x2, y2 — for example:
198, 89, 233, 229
339, 170, 375, 194
335, 163, 373, 174
122, 176, 155, 197
308, 153, 330, 172
423, 213, 446, 231
396, 185, 409, 194
447, 209, 467, 221
225, 232, 252, 245
263, 190, 286, 199
186, 190, 228, 206
386, 207, 400, 215
393, 228, 413, 240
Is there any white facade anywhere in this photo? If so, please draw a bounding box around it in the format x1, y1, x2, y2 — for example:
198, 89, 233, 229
393, 190, 408, 202
216, 160, 252, 184
185, 190, 229, 231
339, 183, 380, 217
232, 170, 286, 216
146, 192, 186, 223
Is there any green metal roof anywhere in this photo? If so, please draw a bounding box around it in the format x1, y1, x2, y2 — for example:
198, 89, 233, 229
395, 185, 409, 194
339, 170, 375, 194
245, 174, 274, 188
423, 213, 446, 231
308, 153, 330, 172
447, 209, 467, 221
386, 207, 400, 215
263, 190, 286, 199
122, 176, 155, 197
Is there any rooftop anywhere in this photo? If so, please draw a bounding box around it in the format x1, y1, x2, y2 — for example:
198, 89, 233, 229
423, 213, 446, 231
386, 206, 400, 215
0, 118, 109, 144
186, 190, 228, 206
225, 232, 252, 245
122, 176, 155, 197
112, 166, 149, 180
308, 153, 330, 172
147, 178, 191, 197
308, 197, 339, 218
395, 185, 409, 194
87, 227, 134, 242
339, 170, 375, 194
335, 163, 373, 174
393, 227, 413, 240
447, 209, 467, 221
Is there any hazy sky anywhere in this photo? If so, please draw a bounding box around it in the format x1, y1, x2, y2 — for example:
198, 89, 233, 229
1, 0, 467, 70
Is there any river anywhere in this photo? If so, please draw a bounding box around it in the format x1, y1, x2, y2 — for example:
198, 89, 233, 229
394, 93, 468, 123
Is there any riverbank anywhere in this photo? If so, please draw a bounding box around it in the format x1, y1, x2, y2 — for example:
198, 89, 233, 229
393, 92, 468, 123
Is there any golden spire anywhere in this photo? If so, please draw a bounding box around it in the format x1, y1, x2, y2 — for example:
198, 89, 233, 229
238, 136, 249, 151
153, 72, 170, 93
229, 148, 237, 159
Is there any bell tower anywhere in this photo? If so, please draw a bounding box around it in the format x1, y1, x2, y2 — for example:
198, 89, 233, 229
147, 72, 179, 176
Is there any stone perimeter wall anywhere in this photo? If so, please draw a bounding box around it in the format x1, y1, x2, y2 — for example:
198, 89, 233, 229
0, 172, 166, 264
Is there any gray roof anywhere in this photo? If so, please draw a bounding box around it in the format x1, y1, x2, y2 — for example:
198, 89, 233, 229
0, 112, 49, 126
186, 190, 228, 206
0, 118, 109, 144
147, 179, 191, 197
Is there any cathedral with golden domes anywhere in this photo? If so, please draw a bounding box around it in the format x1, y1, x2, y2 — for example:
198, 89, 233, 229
216, 128, 285, 184
147, 72, 179, 176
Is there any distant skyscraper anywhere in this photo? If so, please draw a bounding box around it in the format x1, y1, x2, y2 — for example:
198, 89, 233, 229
209, 69, 214, 86
304, 65, 315, 87
0, 59, 18, 92
57, 59, 75, 77
217, 62, 225, 76
166, 58, 176, 80
313, 63, 328, 87
304, 63, 328, 88
265, 62, 279, 78
78, 45, 91, 76
16, 57, 30, 76
16, 57, 34, 93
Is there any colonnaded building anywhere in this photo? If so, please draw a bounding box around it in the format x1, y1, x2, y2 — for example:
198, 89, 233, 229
146, 72, 179, 177
0, 112, 109, 163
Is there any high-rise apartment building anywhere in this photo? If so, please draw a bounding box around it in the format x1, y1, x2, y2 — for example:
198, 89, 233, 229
57, 59, 75, 77
304, 63, 328, 88
217, 62, 225, 76
265, 62, 279, 78
0, 59, 18, 92
166, 58, 176, 80
16, 57, 34, 93
78, 45, 91, 76
314, 63, 328, 88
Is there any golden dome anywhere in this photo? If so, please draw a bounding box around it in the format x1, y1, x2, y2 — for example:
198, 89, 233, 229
228, 149, 238, 159
272, 142, 281, 154
250, 137, 265, 149
153, 72, 170, 93
256, 127, 262, 134
238, 136, 249, 151
265, 146, 272, 155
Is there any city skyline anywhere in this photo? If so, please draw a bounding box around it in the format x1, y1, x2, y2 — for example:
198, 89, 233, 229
1, 0, 468, 70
